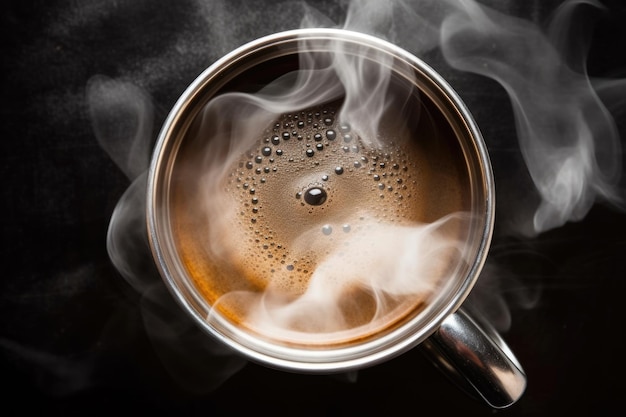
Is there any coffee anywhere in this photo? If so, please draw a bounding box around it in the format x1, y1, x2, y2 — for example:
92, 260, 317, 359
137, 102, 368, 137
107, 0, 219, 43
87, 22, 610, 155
146, 32, 526, 407
169, 89, 471, 347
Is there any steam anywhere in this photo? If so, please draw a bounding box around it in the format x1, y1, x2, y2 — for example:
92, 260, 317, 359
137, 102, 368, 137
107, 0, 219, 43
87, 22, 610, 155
185, 9, 474, 342
333, 0, 624, 236
212, 214, 469, 343
83, 0, 625, 393
86, 78, 247, 391
194, 33, 418, 272
86, 76, 154, 181
187, 0, 626, 343
437, 0, 623, 235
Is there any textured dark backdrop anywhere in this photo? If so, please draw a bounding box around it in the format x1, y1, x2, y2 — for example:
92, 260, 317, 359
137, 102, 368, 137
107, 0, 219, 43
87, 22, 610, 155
2, 0, 625, 415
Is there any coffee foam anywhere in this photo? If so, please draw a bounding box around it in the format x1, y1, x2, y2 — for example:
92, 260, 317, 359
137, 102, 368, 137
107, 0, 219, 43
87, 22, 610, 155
171, 100, 471, 346
222, 104, 424, 291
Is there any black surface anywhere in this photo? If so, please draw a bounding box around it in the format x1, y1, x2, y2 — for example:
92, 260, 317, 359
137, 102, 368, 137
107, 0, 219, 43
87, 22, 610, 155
2, 0, 625, 415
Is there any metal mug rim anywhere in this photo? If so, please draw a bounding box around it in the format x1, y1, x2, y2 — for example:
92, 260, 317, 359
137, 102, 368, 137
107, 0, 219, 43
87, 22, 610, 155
146, 28, 495, 372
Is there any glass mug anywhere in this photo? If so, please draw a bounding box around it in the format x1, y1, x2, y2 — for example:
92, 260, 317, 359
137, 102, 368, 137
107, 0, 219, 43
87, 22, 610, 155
147, 29, 526, 408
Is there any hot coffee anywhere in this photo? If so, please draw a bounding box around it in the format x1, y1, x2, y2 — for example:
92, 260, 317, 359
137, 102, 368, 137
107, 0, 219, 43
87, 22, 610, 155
148, 30, 525, 407
170, 92, 471, 346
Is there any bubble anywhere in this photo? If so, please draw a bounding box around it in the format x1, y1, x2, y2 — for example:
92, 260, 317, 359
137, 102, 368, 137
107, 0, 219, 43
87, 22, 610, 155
252, 197, 259, 204
335, 166, 344, 175
255, 155, 263, 163
295, 191, 302, 199
246, 161, 253, 169
354, 161, 362, 168
282, 132, 290, 140
286, 264, 294, 271
316, 143, 324, 150
306, 149, 315, 157
276, 149, 283, 156
323, 117, 333, 126
326, 130, 336, 140
297, 121, 305, 128
262, 147, 272, 156
304, 187, 327, 206
342, 224, 351, 233
373, 174, 380, 181
343, 134, 352, 143
339, 122, 351, 133
322, 225, 332, 235
321, 175, 329, 181
314, 133, 323, 141
271, 135, 280, 145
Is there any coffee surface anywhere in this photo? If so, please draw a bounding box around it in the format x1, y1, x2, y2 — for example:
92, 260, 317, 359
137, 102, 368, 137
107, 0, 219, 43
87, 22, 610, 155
171, 98, 471, 346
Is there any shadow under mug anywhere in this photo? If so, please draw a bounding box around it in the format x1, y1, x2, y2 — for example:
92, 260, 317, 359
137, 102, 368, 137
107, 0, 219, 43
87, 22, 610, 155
147, 29, 526, 409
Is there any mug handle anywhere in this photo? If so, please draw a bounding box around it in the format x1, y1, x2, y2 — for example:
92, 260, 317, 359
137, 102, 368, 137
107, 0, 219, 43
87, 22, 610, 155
420, 307, 527, 409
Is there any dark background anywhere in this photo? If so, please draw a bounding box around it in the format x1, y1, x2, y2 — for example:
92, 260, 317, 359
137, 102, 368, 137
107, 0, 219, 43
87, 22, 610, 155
2, 0, 625, 415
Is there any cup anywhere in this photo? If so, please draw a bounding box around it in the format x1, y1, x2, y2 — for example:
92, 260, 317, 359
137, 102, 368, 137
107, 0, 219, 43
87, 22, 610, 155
146, 29, 526, 408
